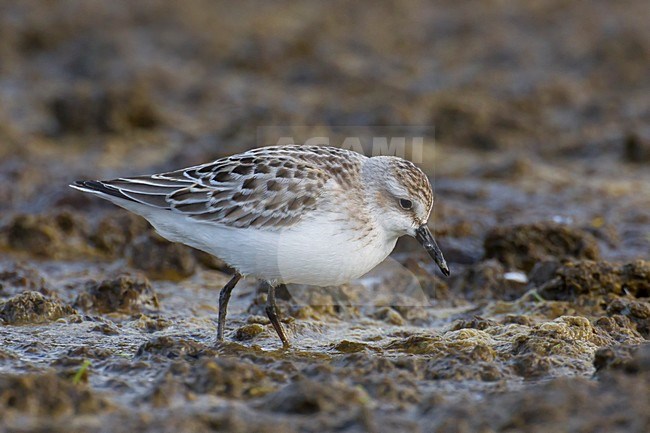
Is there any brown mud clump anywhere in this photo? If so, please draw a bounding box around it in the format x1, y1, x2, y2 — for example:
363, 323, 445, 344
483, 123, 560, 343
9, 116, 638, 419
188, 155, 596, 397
0, 262, 51, 297
623, 131, 650, 163
484, 223, 600, 272
0, 291, 76, 324
430, 96, 507, 151
593, 343, 650, 374
135, 336, 218, 361
49, 82, 160, 135
149, 357, 276, 406
532, 260, 650, 338
607, 299, 650, 339
0, 372, 112, 417
417, 345, 650, 432
1, 212, 91, 259
89, 212, 151, 256
74, 275, 159, 314
536, 260, 650, 300
262, 378, 368, 415
235, 323, 266, 341
127, 232, 197, 280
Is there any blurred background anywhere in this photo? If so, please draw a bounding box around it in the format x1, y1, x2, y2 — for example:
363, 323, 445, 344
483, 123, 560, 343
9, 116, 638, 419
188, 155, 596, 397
1, 2, 648, 185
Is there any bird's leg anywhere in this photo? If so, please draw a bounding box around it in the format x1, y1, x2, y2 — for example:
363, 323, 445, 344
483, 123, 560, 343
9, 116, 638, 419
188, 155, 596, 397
217, 272, 242, 341
264, 281, 290, 348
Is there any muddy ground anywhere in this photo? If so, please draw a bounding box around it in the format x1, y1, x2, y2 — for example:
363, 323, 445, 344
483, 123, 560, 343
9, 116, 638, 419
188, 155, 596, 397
1, 1, 649, 432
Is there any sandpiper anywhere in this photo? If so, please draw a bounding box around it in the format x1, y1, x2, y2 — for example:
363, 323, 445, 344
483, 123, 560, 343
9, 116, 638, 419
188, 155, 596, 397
71, 145, 449, 346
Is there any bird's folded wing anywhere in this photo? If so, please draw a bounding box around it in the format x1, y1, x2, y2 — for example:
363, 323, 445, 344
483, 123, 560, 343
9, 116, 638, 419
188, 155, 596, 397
97, 154, 331, 230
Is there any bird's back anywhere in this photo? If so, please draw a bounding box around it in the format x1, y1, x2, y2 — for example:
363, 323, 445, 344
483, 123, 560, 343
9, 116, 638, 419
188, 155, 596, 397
71, 145, 367, 231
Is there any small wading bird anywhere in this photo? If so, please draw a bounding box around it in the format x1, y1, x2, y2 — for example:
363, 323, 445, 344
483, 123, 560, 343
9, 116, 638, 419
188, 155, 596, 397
71, 145, 449, 347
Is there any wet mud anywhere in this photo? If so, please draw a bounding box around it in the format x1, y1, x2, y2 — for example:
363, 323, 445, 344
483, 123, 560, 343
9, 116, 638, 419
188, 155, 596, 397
1, 1, 649, 432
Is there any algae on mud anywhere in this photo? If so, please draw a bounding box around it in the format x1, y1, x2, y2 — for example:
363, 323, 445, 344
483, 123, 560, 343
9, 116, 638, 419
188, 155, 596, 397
1, 0, 650, 432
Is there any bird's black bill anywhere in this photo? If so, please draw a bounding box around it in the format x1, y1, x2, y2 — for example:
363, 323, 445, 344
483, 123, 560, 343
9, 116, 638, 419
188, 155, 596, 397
415, 225, 450, 276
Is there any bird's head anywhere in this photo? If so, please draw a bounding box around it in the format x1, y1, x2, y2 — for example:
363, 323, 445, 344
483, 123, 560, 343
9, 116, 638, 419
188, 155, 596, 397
362, 156, 449, 276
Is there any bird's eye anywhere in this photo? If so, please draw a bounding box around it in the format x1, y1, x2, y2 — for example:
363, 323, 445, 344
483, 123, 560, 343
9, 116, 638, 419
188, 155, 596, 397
399, 199, 413, 210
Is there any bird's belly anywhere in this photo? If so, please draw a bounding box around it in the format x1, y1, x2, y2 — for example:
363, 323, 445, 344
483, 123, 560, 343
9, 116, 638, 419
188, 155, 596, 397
147, 211, 393, 286
275, 230, 394, 286
273, 225, 396, 286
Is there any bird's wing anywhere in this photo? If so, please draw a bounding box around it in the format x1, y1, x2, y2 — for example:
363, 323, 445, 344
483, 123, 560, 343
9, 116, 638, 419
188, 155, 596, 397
73, 146, 362, 230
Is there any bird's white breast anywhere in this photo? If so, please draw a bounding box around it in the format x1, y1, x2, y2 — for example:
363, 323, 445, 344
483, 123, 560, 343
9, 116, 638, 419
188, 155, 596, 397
109, 197, 397, 286
204, 212, 396, 286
